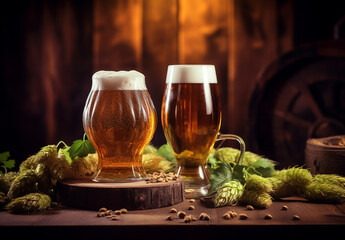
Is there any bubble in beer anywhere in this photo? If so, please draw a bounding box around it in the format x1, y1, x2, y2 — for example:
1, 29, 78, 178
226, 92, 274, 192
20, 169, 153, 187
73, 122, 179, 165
83, 69, 157, 181
92, 70, 147, 90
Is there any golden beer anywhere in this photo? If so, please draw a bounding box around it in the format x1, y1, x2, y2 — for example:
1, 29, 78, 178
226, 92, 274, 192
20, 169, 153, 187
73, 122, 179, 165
83, 71, 157, 182
162, 83, 221, 166
161, 65, 222, 197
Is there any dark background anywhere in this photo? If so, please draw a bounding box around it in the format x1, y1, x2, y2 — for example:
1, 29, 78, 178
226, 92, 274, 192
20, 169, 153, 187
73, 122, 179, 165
1, 0, 345, 167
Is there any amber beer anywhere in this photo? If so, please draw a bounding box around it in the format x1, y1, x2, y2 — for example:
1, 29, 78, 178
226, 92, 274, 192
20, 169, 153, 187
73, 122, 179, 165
83, 70, 157, 182
161, 65, 221, 197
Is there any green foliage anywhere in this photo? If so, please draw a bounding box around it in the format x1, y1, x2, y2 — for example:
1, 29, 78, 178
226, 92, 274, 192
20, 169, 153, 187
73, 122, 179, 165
157, 144, 176, 162
0, 151, 15, 173
208, 149, 276, 192
67, 136, 96, 160
209, 162, 233, 191
247, 158, 275, 177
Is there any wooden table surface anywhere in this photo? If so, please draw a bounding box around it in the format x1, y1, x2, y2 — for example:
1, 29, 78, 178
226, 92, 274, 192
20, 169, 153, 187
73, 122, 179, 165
1, 197, 345, 240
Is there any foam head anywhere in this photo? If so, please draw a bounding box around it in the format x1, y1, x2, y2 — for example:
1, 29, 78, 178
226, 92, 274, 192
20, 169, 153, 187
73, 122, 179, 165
92, 70, 147, 90
166, 65, 217, 84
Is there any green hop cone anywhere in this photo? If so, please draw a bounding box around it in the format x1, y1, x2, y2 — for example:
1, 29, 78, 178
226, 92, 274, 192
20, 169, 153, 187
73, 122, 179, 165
7, 170, 39, 200
245, 174, 273, 193
268, 167, 313, 199
240, 190, 272, 208
0, 172, 12, 193
48, 154, 73, 181
212, 180, 244, 208
214, 147, 263, 166
0, 192, 7, 207
19, 145, 58, 172
35, 164, 55, 195
304, 182, 345, 203
143, 144, 158, 155
6, 193, 51, 213
313, 174, 345, 188
71, 153, 98, 178
142, 153, 175, 174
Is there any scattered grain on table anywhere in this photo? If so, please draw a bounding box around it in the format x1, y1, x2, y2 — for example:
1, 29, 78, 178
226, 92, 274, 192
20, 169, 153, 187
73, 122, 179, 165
177, 211, 186, 219
170, 208, 177, 213
239, 213, 248, 220
246, 205, 254, 210
199, 213, 210, 220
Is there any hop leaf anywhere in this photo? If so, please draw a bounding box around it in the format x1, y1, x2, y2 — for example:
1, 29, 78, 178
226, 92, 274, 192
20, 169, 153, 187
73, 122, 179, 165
0, 152, 15, 173
209, 162, 233, 191
68, 137, 96, 160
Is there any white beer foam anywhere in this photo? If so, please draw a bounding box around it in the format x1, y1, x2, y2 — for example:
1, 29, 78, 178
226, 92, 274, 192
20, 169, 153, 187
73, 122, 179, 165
166, 65, 217, 84
92, 70, 147, 90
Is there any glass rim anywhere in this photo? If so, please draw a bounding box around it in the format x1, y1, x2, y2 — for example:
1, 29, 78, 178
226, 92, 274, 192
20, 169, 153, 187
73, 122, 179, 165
166, 64, 217, 84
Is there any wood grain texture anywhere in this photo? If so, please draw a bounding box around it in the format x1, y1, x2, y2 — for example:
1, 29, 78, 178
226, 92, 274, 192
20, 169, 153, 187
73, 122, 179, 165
1, 0, 296, 166
56, 178, 184, 210
229, 0, 293, 138
142, 0, 178, 145
93, 0, 143, 71
1, 198, 344, 239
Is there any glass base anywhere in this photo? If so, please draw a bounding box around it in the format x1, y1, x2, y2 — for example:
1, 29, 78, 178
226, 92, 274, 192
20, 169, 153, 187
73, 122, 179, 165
184, 182, 215, 199
92, 176, 148, 183
92, 165, 147, 183
176, 165, 214, 199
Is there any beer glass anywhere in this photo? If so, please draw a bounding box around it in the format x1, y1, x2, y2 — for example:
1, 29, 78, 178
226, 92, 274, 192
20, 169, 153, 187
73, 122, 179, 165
83, 70, 157, 182
161, 65, 245, 198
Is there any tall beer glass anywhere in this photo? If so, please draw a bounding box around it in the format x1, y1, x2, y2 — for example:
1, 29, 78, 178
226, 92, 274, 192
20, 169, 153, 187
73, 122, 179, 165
161, 65, 245, 198
83, 70, 157, 182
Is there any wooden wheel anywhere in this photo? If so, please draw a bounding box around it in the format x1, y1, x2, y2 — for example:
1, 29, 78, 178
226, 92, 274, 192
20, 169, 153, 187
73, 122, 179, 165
249, 40, 345, 168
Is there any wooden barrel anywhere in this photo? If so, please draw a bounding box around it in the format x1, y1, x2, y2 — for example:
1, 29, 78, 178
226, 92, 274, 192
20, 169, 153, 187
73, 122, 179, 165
305, 135, 345, 175
56, 178, 184, 210
249, 40, 345, 168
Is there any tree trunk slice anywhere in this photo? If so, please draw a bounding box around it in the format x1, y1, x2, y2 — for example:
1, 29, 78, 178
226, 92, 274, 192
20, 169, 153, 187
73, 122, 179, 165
305, 135, 345, 175
56, 178, 185, 210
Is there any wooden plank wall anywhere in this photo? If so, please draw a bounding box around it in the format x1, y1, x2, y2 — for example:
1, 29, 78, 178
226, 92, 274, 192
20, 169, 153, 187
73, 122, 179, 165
1, 0, 293, 161
1, 0, 93, 160
93, 0, 293, 146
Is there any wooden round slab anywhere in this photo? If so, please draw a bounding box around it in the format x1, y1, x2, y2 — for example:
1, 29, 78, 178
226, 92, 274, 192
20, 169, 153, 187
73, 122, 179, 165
57, 178, 184, 210
305, 135, 345, 175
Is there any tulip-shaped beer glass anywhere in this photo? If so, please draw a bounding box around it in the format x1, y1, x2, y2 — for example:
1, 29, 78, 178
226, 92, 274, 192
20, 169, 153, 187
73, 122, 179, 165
83, 70, 157, 182
161, 65, 245, 198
